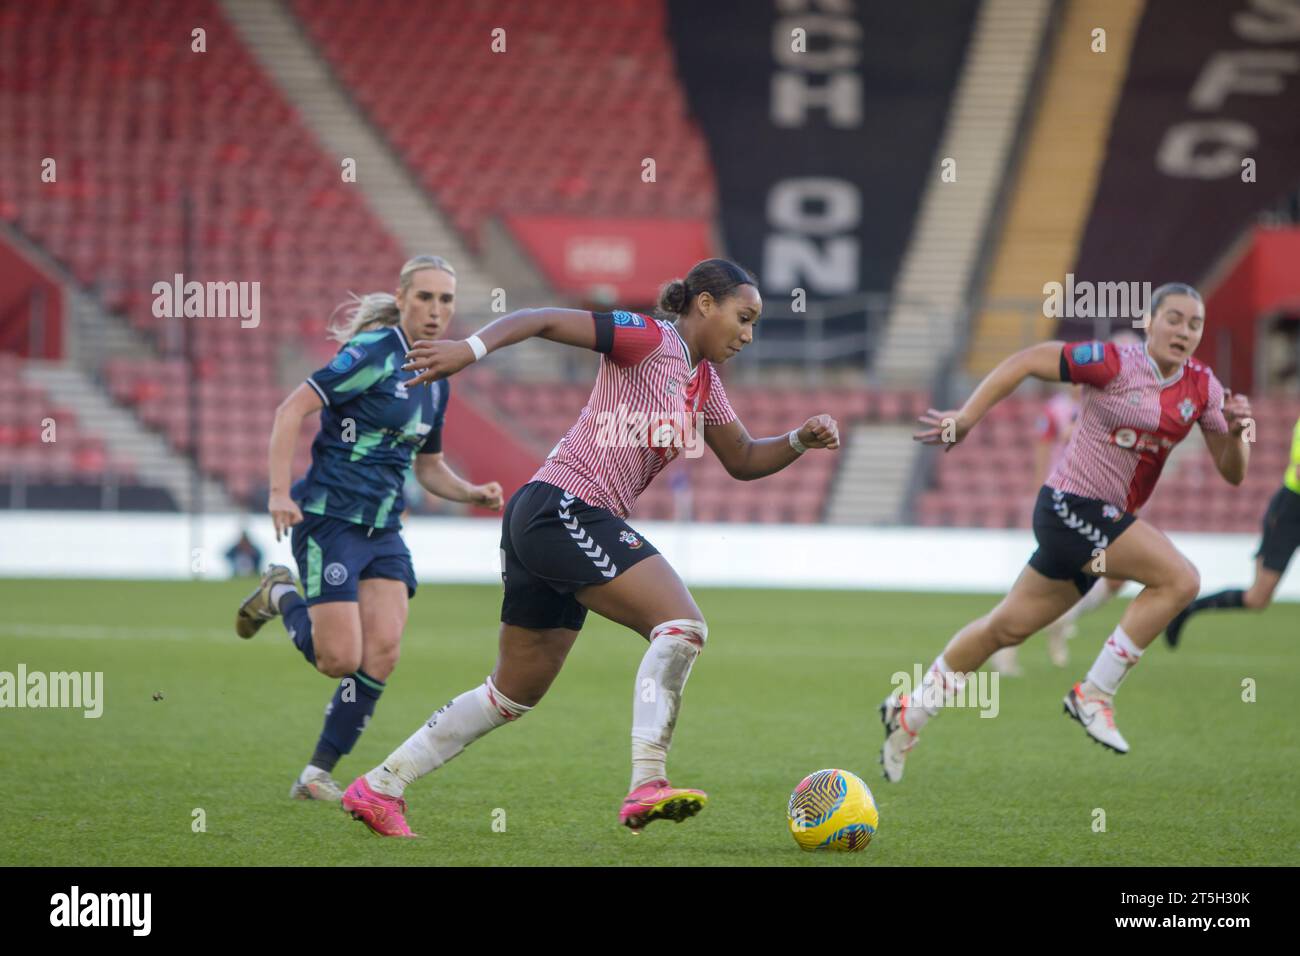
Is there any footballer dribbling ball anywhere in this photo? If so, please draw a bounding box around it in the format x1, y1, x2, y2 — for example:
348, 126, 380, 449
787, 769, 878, 852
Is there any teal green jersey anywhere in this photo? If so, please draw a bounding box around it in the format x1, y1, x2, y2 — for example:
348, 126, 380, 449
291, 326, 448, 529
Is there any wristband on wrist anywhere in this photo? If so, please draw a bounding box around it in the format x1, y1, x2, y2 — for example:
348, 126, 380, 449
465, 334, 488, 362
788, 428, 808, 454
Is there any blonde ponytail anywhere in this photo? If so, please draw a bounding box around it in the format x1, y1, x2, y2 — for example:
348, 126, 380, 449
327, 254, 457, 344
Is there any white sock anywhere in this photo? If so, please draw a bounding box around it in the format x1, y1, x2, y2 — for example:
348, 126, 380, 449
1084, 625, 1143, 699
901, 654, 966, 733
300, 764, 327, 783
366, 676, 530, 797
630, 619, 706, 790
269, 582, 296, 610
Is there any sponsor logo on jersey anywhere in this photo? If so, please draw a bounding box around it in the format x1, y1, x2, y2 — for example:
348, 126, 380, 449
1178, 397, 1197, 422
1071, 341, 1105, 365
1112, 427, 1174, 455
618, 530, 643, 550
394, 379, 409, 399
329, 345, 366, 373
324, 562, 349, 586
612, 310, 645, 328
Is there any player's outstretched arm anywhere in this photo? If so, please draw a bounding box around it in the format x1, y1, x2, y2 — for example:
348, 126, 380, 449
914, 341, 1064, 452
705, 414, 839, 481
404, 308, 597, 386
267, 383, 323, 540
1202, 391, 1252, 486
413, 453, 504, 510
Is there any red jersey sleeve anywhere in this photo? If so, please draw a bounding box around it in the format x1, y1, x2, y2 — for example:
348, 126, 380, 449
1200, 370, 1229, 434
701, 362, 737, 427
592, 311, 663, 368
1060, 341, 1121, 389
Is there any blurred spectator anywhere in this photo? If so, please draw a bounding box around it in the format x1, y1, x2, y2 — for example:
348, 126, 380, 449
225, 531, 263, 577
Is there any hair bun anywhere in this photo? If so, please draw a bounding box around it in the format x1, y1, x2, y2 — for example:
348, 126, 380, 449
658, 279, 689, 315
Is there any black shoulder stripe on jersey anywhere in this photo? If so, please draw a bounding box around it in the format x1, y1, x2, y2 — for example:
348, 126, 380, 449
418, 428, 443, 455
591, 313, 614, 354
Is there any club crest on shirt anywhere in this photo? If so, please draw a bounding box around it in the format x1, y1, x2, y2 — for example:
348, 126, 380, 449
1178, 397, 1196, 422
618, 530, 643, 550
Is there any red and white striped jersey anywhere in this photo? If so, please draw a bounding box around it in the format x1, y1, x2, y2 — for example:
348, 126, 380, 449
1048, 341, 1229, 512
532, 311, 737, 517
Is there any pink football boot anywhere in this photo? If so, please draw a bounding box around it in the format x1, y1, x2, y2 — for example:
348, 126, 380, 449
619, 779, 708, 832
341, 776, 417, 838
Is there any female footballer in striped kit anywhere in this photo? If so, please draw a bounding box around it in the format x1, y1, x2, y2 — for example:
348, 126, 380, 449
234, 255, 503, 801
881, 283, 1252, 780
339, 258, 841, 837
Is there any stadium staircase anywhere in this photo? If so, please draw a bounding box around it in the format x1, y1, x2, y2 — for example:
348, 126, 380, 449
22, 359, 233, 511
964, 0, 1145, 377
217, 0, 499, 314
875, 0, 1055, 386
826, 0, 1050, 522
851, 0, 1055, 525
228, 0, 580, 381
826, 423, 920, 525
0, 0, 546, 510
0, 223, 235, 511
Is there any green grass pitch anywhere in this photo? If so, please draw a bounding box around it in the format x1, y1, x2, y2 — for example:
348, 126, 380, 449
1, 578, 1296, 866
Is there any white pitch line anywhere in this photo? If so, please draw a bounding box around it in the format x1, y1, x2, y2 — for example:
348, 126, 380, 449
0, 623, 231, 643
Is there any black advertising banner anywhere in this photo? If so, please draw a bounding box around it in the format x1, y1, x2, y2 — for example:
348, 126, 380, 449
666, 0, 978, 300
1071, 0, 1300, 333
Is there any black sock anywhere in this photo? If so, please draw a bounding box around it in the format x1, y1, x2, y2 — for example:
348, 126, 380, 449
310, 669, 385, 774
309, 741, 342, 773
1185, 589, 1245, 615
278, 592, 315, 666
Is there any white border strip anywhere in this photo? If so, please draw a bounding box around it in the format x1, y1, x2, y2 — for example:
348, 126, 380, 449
0, 512, 1295, 600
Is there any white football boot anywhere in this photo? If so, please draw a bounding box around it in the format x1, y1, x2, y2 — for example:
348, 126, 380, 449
879, 695, 920, 783
290, 765, 344, 802
1062, 683, 1129, 754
